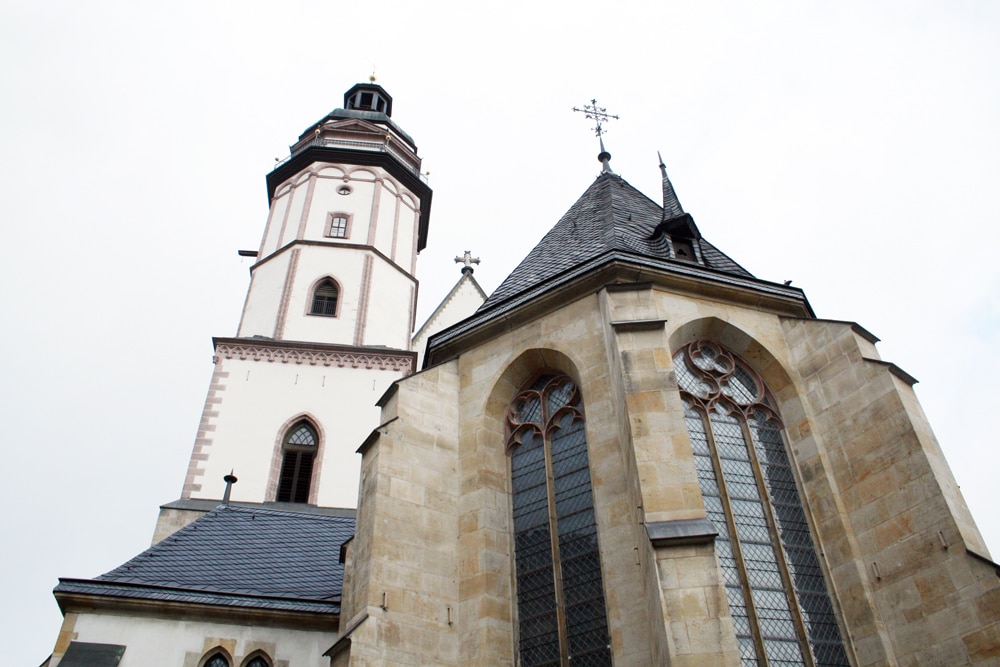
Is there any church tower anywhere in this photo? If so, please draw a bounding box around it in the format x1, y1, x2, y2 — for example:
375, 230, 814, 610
181, 81, 431, 510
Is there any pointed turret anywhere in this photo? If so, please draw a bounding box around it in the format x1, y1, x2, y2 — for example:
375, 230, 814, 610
658, 151, 685, 220
651, 152, 701, 245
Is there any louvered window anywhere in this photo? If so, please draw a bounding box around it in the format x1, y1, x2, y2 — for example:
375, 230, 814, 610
310, 279, 338, 316
277, 420, 318, 503
507, 373, 612, 667
673, 341, 850, 666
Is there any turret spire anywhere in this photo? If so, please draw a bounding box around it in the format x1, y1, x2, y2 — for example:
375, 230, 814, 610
654, 152, 701, 241
658, 151, 685, 220
599, 137, 614, 174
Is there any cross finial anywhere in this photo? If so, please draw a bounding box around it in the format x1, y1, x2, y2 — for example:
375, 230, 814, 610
573, 98, 619, 137
454, 250, 481, 275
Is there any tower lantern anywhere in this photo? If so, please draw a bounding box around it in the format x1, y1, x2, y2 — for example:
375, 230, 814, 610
343, 82, 393, 115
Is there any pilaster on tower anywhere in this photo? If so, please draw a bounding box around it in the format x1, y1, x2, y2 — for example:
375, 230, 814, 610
180, 82, 430, 511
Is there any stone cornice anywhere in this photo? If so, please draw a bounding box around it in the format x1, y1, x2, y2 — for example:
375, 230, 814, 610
213, 338, 415, 374
54, 589, 337, 631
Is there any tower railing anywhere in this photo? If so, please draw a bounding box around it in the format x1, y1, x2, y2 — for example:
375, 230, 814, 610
274, 137, 427, 183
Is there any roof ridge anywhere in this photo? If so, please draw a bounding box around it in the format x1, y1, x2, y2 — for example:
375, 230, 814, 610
219, 504, 353, 522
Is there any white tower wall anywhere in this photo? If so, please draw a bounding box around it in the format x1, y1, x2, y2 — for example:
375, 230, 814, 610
178, 84, 429, 510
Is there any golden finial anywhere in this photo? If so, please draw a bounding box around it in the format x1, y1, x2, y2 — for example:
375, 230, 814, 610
369, 70, 377, 83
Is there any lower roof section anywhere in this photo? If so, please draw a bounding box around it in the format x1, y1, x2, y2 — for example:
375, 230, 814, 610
54, 504, 355, 617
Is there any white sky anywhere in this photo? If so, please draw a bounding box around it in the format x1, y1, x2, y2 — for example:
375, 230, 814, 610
2, 2, 998, 663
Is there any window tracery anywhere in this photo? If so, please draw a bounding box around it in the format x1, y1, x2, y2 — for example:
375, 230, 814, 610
506, 372, 612, 667
674, 340, 849, 666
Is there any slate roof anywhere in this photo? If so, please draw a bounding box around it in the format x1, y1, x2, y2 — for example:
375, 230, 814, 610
481, 173, 754, 311
55, 505, 354, 615
428, 172, 803, 352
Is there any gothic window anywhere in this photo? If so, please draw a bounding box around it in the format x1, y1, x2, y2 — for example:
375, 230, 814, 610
673, 341, 850, 667
309, 279, 339, 317
276, 420, 318, 503
327, 213, 349, 238
242, 656, 270, 667
203, 653, 230, 667
506, 373, 612, 667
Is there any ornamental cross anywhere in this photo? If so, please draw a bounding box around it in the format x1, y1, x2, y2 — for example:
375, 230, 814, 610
455, 250, 481, 274
573, 98, 619, 137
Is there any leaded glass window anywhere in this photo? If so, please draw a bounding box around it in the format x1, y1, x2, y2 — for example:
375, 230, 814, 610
310, 279, 339, 316
507, 373, 612, 667
244, 657, 269, 667
277, 420, 318, 503
204, 654, 229, 667
674, 341, 849, 667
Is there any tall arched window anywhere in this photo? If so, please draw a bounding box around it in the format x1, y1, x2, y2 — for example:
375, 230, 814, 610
276, 420, 318, 503
310, 278, 339, 316
506, 373, 612, 667
242, 655, 270, 667
673, 340, 849, 666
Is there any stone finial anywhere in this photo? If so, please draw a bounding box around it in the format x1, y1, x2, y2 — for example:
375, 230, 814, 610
454, 250, 481, 275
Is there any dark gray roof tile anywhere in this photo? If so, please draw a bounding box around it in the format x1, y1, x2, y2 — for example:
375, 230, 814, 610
55, 505, 354, 614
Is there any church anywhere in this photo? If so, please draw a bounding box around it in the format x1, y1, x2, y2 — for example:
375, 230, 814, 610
44, 81, 1000, 666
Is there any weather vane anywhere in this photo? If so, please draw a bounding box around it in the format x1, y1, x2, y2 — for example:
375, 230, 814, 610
573, 98, 619, 137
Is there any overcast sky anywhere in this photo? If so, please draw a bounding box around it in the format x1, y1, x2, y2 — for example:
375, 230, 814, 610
2, 2, 998, 663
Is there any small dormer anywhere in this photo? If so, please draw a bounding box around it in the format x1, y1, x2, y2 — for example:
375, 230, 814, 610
344, 83, 393, 116
654, 154, 705, 265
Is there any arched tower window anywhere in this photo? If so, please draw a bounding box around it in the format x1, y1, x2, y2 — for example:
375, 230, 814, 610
673, 341, 850, 666
276, 420, 318, 503
310, 279, 339, 316
506, 373, 612, 667
242, 655, 270, 667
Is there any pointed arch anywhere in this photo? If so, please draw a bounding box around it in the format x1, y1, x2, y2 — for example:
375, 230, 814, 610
199, 647, 233, 667
486, 349, 583, 423
307, 275, 342, 317
240, 650, 272, 667
267, 414, 324, 504
668, 317, 796, 401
